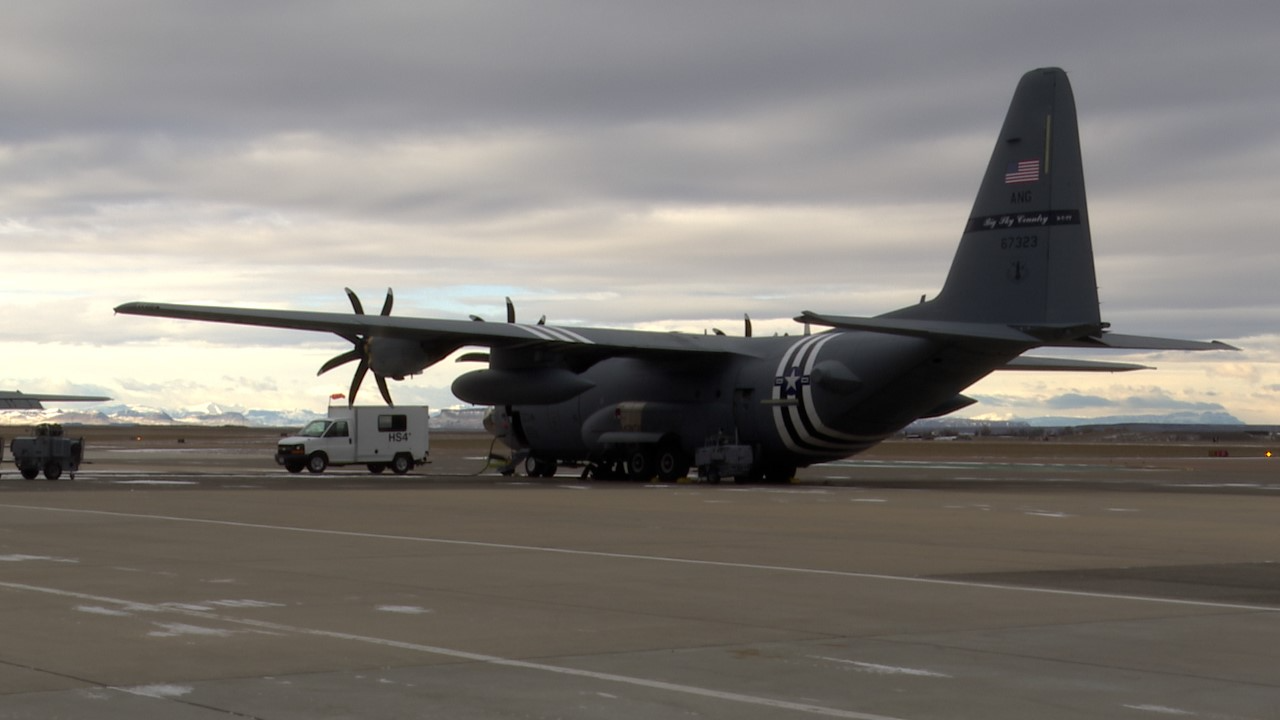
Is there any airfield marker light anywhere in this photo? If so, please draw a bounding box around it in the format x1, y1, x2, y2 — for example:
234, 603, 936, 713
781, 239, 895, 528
1267, 450, 1273, 458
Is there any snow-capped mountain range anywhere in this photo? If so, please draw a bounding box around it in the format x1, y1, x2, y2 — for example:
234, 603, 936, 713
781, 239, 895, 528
1, 403, 323, 428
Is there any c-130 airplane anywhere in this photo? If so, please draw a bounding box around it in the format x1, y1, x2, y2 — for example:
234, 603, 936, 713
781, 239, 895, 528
117, 68, 1234, 482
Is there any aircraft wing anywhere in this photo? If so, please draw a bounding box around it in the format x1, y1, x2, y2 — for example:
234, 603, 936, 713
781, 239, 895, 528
0, 391, 112, 410
113, 301, 753, 358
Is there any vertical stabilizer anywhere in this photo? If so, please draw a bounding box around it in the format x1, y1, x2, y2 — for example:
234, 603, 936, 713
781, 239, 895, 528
895, 67, 1101, 330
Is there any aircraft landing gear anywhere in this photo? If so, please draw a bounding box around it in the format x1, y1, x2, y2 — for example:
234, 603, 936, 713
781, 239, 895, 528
524, 456, 558, 478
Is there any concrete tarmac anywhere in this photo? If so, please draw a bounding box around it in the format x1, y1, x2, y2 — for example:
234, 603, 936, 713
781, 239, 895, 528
1, 433, 1278, 719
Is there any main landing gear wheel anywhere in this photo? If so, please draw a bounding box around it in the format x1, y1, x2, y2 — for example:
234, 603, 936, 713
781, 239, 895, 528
627, 447, 655, 482
655, 442, 690, 482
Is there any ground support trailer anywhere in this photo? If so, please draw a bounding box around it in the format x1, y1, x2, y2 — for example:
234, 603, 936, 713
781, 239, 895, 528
9, 423, 84, 480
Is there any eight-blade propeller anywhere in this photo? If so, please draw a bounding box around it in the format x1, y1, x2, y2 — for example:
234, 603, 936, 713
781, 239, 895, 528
318, 287, 395, 406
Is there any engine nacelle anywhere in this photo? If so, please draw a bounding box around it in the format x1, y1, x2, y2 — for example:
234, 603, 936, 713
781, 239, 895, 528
452, 367, 595, 406
368, 337, 453, 379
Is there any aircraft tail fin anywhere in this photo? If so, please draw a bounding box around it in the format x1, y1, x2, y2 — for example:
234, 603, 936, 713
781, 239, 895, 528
891, 67, 1101, 330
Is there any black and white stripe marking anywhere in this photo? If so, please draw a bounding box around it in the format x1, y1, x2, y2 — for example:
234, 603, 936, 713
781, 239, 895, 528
771, 334, 884, 455
517, 324, 596, 344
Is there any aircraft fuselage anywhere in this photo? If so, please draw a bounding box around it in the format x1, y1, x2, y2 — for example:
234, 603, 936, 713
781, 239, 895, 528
487, 330, 1024, 479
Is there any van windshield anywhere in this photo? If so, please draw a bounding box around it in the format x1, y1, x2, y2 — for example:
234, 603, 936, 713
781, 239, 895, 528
298, 420, 331, 438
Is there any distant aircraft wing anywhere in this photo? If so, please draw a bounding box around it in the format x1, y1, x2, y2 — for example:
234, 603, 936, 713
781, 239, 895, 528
0, 391, 111, 410
113, 301, 753, 359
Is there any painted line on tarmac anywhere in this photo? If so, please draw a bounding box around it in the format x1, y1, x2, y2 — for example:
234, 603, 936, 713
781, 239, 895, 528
4, 503, 1279, 614
0, 579, 907, 720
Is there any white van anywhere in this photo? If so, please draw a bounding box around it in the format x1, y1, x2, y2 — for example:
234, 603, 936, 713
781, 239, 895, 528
275, 406, 429, 474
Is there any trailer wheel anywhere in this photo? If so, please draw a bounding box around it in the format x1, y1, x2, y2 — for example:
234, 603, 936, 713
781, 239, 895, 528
20, 465, 39, 480
367, 463, 387, 474
391, 454, 413, 475
306, 453, 328, 474
44, 461, 62, 481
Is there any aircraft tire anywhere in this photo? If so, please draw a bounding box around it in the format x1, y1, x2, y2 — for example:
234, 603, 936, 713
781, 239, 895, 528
627, 447, 656, 482
44, 461, 62, 481
525, 457, 558, 478
391, 454, 413, 475
306, 453, 328, 474
656, 443, 690, 482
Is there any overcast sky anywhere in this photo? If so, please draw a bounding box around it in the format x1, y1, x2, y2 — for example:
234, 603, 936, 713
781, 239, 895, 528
2, 2, 1277, 422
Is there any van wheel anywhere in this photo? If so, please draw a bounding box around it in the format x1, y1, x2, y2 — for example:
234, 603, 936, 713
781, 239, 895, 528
391, 454, 412, 475
367, 463, 387, 474
284, 461, 305, 474
306, 453, 328, 474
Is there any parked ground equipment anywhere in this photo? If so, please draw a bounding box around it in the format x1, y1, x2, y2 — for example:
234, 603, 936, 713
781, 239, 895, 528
9, 423, 85, 480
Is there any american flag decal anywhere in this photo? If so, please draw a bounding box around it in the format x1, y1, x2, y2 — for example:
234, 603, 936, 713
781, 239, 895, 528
1004, 159, 1039, 184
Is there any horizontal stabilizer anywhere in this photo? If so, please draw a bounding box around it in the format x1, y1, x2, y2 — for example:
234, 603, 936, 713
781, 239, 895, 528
1000, 357, 1151, 372
1052, 333, 1240, 351
797, 311, 1038, 344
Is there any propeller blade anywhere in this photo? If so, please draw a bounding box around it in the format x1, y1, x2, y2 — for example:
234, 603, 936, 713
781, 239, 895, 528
344, 287, 365, 315
506, 296, 516, 323
318, 348, 363, 376
375, 373, 394, 406
380, 288, 394, 316
348, 357, 370, 405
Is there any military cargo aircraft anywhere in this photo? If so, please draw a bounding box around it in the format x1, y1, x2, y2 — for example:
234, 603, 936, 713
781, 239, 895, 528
116, 68, 1235, 481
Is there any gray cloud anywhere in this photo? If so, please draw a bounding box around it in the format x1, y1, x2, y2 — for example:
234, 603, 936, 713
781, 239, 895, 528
3, 2, 1277, 415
